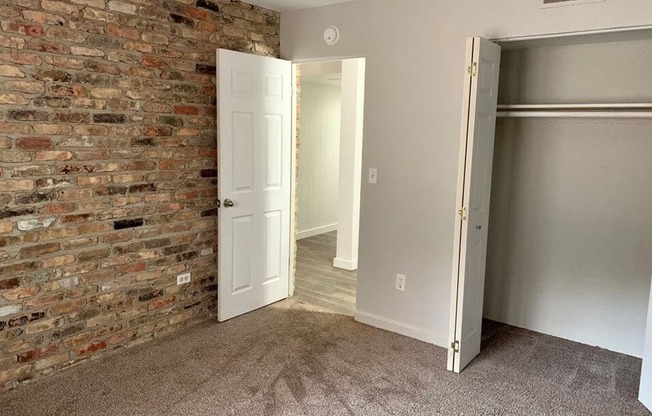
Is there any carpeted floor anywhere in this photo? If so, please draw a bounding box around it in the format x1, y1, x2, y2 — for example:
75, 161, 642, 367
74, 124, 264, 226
0, 299, 648, 416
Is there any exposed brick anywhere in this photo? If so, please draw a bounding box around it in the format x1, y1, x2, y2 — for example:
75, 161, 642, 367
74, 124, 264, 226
16, 191, 57, 205
93, 113, 126, 124
148, 296, 175, 310
108, 1, 137, 14
35, 151, 73, 161
113, 218, 144, 230
9, 111, 49, 122
77, 340, 107, 356
25, 316, 63, 334
41, 0, 79, 16
195, 63, 216, 75
141, 55, 167, 68
174, 105, 199, 115
70, 45, 104, 56
4, 80, 45, 93
106, 24, 139, 40
0, 65, 26, 78
141, 32, 168, 45
42, 254, 75, 268
18, 343, 58, 363
0, 278, 20, 291
169, 14, 194, 27
196, 0, 220, 13
16, 137, 53, 149
0, 180, 34, 192
0, 94, 29, 105
0, 0, 279, 392
20, 242, 60, 259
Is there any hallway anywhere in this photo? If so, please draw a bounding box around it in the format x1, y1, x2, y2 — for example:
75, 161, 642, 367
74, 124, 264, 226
294, 232, 357, 315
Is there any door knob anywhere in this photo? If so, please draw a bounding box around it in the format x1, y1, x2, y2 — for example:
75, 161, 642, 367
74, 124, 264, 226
223, 199, 235, 208
475, 225, 482, 230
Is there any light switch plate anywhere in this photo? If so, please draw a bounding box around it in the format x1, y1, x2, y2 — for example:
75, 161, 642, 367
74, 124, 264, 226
368, 168, 378, 184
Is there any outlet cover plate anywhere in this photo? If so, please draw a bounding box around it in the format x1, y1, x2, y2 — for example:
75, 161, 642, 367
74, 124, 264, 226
177, 272, 191, 285
396, 274, 406, 292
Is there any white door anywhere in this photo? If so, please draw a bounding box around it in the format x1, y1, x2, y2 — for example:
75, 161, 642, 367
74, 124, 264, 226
217, 49, 292, 322
447, 37, 501, 373
639, 276, 652, 410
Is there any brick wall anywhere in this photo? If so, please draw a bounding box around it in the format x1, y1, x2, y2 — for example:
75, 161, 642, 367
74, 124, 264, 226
0, 0, 279, 391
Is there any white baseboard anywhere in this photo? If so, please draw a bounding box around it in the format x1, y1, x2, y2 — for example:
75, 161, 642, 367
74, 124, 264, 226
355, 310, 447, 347
297, 224, 338, 240
333, 257, 357, 271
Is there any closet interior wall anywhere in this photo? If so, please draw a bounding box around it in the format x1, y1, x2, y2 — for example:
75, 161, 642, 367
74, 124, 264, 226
484, 33, 652, 357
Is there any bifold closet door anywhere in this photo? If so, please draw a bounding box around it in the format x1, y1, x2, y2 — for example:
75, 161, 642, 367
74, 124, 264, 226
447, 37, 501, 373
217, 49, 292, 322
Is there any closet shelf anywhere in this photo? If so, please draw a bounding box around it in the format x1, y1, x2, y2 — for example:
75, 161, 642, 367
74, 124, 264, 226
497, 104, 652, 118
498, 103, 652, 110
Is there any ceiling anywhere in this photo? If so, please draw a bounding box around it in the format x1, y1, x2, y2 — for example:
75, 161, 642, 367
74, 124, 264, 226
246, 0, 356, 11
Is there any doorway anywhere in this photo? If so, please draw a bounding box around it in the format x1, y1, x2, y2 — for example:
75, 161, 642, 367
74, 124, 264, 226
290, 58, 366, 316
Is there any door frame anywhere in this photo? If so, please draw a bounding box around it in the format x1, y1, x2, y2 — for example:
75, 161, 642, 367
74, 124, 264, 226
288, 56, 366, 297
448, 24, 652, 372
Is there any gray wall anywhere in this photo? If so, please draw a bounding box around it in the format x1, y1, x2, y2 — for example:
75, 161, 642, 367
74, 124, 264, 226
499, 36, 652, 104
486, 118, 652, 357
281, 0, 652, 347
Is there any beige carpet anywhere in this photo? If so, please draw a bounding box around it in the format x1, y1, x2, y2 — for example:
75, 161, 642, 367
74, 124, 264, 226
0, 299, 648, 415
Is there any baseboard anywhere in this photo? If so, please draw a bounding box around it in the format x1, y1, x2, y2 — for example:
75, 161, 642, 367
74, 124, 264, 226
297, 224, 338, 240
355, 310, 447, 347
333, 257, 357, 271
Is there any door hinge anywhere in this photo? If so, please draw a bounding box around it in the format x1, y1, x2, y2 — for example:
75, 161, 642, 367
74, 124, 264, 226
467, 62, 477, 77
458, 207, 468, 221
450, 340, 460, 353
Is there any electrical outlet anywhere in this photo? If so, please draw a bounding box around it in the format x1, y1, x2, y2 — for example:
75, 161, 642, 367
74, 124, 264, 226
396, 274, 406, 292
177, 272, 191, 285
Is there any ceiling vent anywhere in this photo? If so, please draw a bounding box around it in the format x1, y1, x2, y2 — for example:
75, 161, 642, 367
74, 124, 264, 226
541, 0, 605, 8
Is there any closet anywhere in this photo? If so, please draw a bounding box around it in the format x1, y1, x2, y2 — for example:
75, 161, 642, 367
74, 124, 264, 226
449, 30, 652, 373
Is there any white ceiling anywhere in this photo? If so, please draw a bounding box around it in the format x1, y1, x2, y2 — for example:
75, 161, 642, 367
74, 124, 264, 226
247, 0, 356, 11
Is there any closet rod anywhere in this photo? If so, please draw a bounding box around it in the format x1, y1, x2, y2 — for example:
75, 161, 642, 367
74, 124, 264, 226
497, 111, 652, 118
498, 103, 652, 110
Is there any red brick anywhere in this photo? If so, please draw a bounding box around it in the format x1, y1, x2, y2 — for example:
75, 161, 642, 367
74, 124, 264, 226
106, 24, 139, 40
141, 55, 167, 68
77, 341, 109, 355
16, 137, 53, 150
148, 296, 175, 310
173, 105, 199, 115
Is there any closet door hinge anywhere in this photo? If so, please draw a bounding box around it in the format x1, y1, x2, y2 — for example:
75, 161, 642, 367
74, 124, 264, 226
458, 207, 468, 221
450, 340, 460, 353
467, 62, 477, 77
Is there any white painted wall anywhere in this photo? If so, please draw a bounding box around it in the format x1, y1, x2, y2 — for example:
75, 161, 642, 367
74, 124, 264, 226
281, 0, 652, 347
297, 76, 342, 240
333, 58, 365, 271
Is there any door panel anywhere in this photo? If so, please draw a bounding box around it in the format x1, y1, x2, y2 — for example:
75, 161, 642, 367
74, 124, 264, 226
448, 37, 502, 373
218, 49, 292, 322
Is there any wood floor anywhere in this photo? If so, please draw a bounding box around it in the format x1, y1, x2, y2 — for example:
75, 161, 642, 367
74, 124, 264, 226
294, 231, 357, 315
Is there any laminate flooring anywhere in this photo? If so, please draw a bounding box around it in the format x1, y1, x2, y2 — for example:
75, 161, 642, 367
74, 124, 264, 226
294, 231, 357, 315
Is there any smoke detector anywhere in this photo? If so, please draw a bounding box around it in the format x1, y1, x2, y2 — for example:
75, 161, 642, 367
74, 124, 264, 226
323, 26, 339, 46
